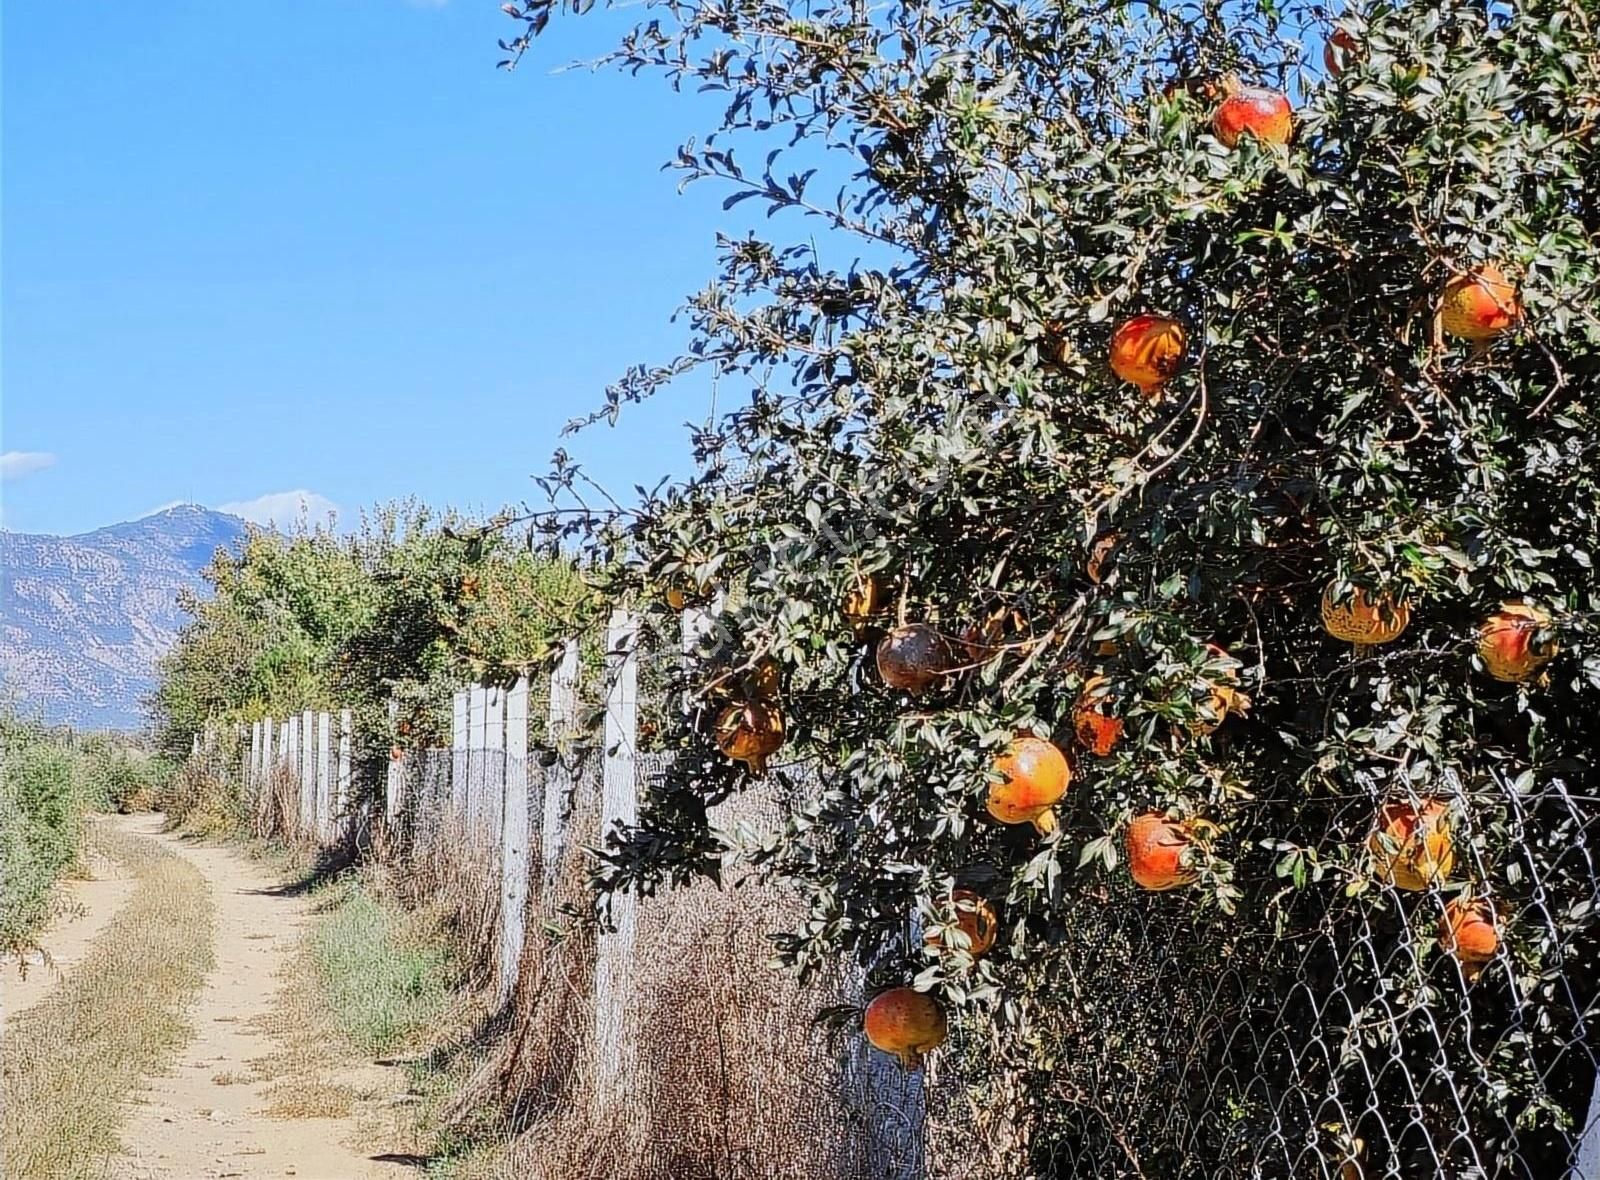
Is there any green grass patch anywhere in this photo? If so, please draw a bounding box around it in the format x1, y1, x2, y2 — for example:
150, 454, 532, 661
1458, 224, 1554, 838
309, 873, 450, 1058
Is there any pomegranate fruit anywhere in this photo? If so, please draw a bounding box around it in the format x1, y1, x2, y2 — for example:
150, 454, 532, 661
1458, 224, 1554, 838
1323, 27, 1359, 75
1438, 896, 1499, 976
1213, 81, 1293, 147
1321, 585, 1410, 649
1126, 812, 1200, 891
1109, 314, 1188, 395
843, 573, 888, 629
1368, 799, 1454, 891
863, 987, 947, 1069
925, 888, 999, 958
1440, 266, 1520, 341
1073, 676, 1124, 757
1189, 643, 1247, 736
877, 624, 952, 694
1478, 601, 1557, 683
714, 701, 785, 775
986, 736, 1071, 835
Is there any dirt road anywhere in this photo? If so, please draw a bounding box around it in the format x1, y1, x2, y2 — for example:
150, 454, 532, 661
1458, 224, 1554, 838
99, 815, 414, 1180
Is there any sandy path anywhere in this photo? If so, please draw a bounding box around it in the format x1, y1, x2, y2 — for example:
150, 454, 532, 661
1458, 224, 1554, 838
1, 830, 137, 1026
111, 815, 415, 1180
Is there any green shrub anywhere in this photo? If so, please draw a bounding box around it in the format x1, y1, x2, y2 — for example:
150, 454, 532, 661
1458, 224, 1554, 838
0, 724, 90, 951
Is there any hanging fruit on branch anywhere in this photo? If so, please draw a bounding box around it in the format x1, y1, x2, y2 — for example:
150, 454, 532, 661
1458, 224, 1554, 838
863, 987, 948, 1070
1125, 812, 1204, 891
1073, 676, 1124, 757
1323, 27, 1360, 75
924, 888, 999, 958
746, 655, 783, 702
1477, 602, 1557, 683
1368, 800, 1455, 891
986, 735, 1071, 835
843, 572, 889, 632
1188, 644, 1248, 736
1109, 314, 1188, 396
1438, 896, 1499, 979
1213, 78, 1294, 147
876, 623, 953, 694
1320, 585, 1411, 652
714, 700, 785, 775
1439, 266, 1521, 341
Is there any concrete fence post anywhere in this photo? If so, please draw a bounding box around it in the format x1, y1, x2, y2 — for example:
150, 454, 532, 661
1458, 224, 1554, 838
541, 640, 581, 891
385, 700, 404, 831
299, 710, 316, 841
485, 685, 506, 840
452, 689, 470, 821
468, 685, 489, 833
285, 718, 301, 833
316, 712, 333, 843
337, 708, 352, 839
499, 675, 531, 1003
594, 610, 639, 1115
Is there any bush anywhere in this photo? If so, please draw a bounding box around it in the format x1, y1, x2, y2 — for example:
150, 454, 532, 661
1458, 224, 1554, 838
0, 720, 96, 951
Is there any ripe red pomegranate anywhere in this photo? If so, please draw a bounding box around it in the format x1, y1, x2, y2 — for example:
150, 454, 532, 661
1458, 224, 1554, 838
1125, 812, 1200, 890
1477, 602, 1557, 683
1438, 897, 1499, 979
1440, 266, 1520, 341
1213, 80, 1293, 147
1072, 676, 1123, 757
714, 701, 785, 775
863, 987, 947, 1069
1323, 28, 1359, 75
986, 736, 1071, 834
924, 889, 999, 958
1109, 314, 1188, 395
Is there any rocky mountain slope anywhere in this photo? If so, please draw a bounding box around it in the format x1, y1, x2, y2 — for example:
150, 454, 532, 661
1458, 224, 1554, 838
1, 506, 247, 731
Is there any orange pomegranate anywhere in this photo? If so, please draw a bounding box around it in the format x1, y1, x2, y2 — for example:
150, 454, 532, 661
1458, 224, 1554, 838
1440, 266, 1520, 341
925, 889, 999, 958
747, 655, 782, 701
1109, 314, 1188, 395
1478, 602, 1557, 683
843, 572, 889, 629
1368, 800, 1455, 891
1087, 532, 1119, 584
1321, 585, 1410, 649
714, 701, 785, 775
1125, 812, 1201, 891
986, 736, 1071, 835
1189, 643, 1247, 736
877, 624, 952, 694
1323, 27, 1359, 75
863, 987, 947, 1069
1073, 676, 1124, 757
1438, 897, 1499, 976
1213, 81, 1293, 147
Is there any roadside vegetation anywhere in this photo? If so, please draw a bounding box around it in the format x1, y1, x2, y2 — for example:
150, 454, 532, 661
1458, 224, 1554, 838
0, 821, 212, 1179
0, 713, 172, 953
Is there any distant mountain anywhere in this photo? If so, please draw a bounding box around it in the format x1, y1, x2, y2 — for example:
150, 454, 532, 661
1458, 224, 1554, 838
0, 505, 248, 731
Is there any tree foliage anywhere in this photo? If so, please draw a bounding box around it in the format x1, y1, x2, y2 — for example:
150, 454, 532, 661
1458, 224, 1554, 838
508, 0, 1600, 1171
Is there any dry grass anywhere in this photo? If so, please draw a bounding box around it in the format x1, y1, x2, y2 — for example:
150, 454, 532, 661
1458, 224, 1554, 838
0, 820, 214, 1180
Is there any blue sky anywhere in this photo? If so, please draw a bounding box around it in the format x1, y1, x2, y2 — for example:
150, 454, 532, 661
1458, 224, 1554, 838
2, 0, 757, 536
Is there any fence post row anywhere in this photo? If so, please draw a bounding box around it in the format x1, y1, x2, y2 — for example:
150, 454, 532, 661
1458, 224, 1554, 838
541, 639, 580, 892
593, 609, 639, 1114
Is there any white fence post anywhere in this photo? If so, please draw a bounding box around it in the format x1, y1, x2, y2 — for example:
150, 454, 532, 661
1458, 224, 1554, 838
452, 689, 471, 820
594, 610, 639, 1114
285, 718, 301, 833
337, 708, 352, 839
485, 685, 506, 840
499, 676, 531, 1003
468, 685, 489, 832
385, 700, 404, 829
316, 712, 333, 843
299, 710, 316, 840
541, 640, 580, 890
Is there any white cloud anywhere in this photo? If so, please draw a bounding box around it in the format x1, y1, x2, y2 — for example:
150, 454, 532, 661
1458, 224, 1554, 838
218, 490, 340, 532
2, 451, 57, 482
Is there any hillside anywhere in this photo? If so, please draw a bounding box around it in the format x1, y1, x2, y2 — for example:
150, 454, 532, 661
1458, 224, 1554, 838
0, 506, 247, 731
